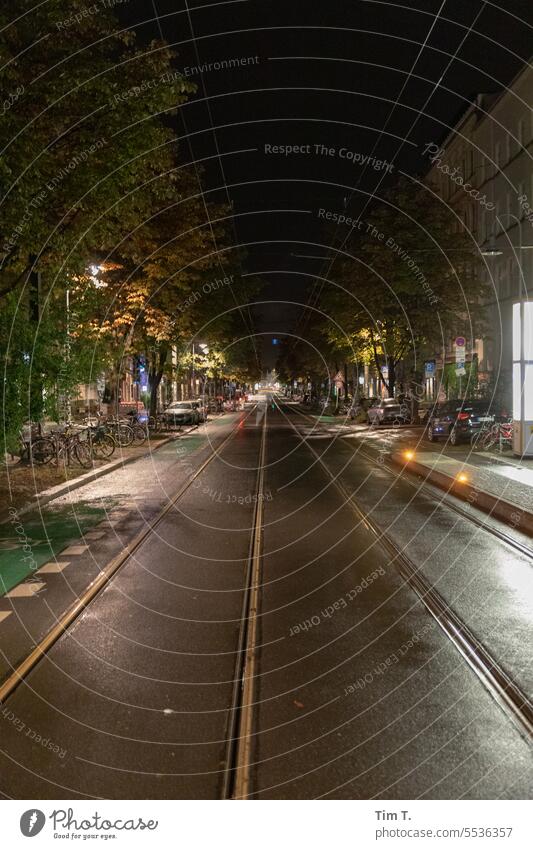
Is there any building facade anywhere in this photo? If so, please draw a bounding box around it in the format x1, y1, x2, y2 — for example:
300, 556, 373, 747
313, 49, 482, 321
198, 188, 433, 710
423, 61, 533, 406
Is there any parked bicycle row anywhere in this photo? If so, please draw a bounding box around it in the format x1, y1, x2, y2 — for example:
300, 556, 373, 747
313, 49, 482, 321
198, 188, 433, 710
3, 411, 201, 469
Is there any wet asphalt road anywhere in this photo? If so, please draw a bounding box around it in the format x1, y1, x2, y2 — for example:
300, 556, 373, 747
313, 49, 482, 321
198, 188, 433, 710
0, 402, 531, 799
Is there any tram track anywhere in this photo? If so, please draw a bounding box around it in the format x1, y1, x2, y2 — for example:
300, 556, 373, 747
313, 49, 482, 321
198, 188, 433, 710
0, 401, 269, 800
292, 405, 533, 563
222, 404, 267, 799
276, 401, 533, 742
0, 406, 258, 706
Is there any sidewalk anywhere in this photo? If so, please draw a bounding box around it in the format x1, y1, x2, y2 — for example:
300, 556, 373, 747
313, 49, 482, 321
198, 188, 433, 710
392, 447, 533, 536
0, 413, 232, 597
0, 417, 227, 522
302, 410, 533, 536
0, 432, 175, 521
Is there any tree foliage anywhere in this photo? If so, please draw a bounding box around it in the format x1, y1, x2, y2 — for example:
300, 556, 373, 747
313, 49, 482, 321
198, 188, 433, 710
322, 176, 487, 395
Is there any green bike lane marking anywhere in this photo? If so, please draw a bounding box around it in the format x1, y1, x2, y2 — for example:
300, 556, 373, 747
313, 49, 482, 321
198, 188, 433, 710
0, 420, 233, 596
0, 506, 105, 595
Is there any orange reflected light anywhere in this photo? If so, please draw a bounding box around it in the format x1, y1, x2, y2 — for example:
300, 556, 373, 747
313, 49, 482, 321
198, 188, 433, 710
456, 472, 469, 484
404, 450, 415, 461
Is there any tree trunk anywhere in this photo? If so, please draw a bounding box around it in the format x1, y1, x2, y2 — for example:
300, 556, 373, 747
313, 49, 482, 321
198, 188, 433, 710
344, 362, 348, 399
148, 344, 169, 416
370, 331, 390, 396
387, 355, 396, 397
149, 372, 161, 416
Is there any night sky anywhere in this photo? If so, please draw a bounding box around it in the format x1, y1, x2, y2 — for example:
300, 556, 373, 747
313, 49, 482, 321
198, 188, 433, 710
122, 0, 532, 366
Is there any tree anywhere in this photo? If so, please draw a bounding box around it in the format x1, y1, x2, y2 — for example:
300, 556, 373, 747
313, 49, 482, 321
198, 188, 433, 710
0, 0, 194, 294
0, 0, 198, 449
323, 177, 487, 396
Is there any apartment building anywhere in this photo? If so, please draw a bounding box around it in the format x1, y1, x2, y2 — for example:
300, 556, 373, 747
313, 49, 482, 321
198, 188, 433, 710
423, 60, 533, 405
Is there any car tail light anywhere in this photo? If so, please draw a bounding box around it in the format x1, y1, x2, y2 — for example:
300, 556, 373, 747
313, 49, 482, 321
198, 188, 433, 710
457, 412, 470, 420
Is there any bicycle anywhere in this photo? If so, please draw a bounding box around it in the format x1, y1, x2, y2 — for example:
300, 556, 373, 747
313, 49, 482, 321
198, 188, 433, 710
86, 423, 116, 460
32, 426, 93, 468
2, 425, 48, 467
472, 420, 512, 452
147, 414, 168, 433
124, 413, 148, 445
87, 414, 134, 447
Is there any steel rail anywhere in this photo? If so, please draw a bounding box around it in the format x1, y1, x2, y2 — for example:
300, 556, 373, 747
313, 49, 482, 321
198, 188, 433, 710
0, 408, 257, 705
278, 401, 533, 741
293, 405, 533, 562
221, 402, 268, 800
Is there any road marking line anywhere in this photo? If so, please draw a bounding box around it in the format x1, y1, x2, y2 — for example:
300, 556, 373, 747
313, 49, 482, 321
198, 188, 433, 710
61, 544, 89, 555
84, 531, 106, 540
0, 612, 12, 624
6, 582, 46, 598
228, 407, 268, 800
37, 562, 70, 574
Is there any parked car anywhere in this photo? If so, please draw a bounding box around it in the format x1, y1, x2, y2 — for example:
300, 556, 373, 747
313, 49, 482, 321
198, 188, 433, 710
417, 401, 434, 424
367, 398, 411, 425
162, 401, 200, 426
192, 398, 209, 422
426, 399, 494, 445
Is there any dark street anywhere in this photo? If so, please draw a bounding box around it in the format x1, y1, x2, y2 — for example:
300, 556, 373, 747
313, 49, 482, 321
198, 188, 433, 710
1, 399, 531, 799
